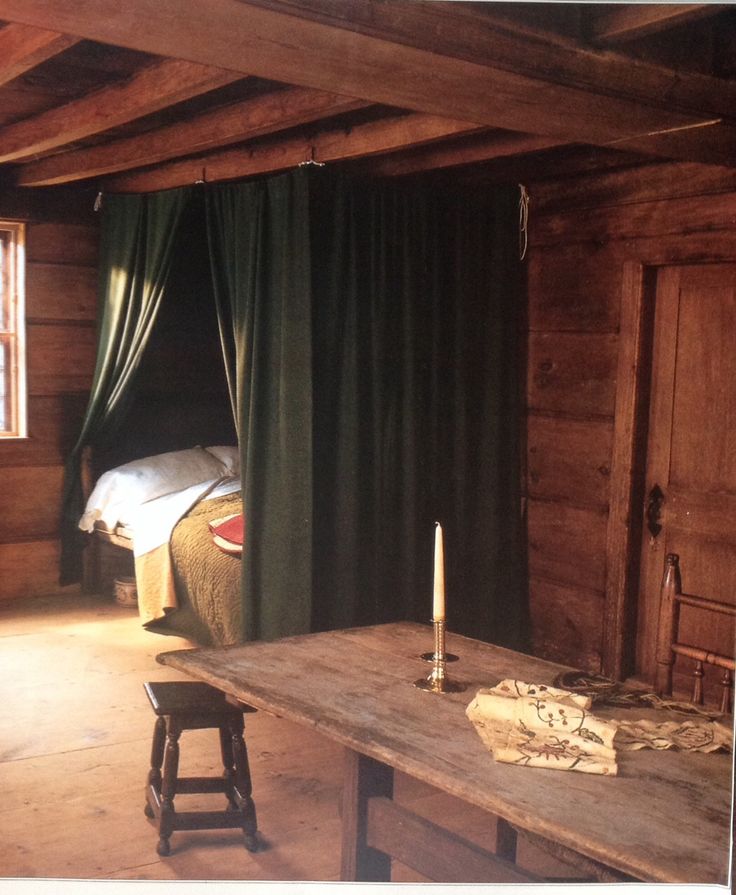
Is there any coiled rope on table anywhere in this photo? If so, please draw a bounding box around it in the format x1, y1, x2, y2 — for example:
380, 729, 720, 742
552, 670, 726, 720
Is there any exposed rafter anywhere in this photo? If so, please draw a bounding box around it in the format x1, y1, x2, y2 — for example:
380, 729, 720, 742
106, 113, 485, 192
0, 23, 79, 87
1, 0, 736, 168
16, 88, 370, 186
365, 132, 566, 179
0, 57, 244, 164
587, 4, 723, 45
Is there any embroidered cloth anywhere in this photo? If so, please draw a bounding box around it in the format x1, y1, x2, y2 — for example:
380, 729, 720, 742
466, 679, 732, 776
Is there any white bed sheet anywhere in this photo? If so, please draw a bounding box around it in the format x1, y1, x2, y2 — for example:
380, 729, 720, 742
121, 476, 241, 557
78, 446, 234, 533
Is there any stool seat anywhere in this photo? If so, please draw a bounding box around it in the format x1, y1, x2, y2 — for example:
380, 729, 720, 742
144, 681, 253, 722
143, 680, 259, 856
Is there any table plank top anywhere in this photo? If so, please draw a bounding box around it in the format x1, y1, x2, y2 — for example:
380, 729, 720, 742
157, 621, 733, 884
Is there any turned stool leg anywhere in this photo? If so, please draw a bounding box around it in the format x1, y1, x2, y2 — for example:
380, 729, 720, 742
158, 719, 182, 856
143, 683, 262, 857
228, 715, 259, 851
219, 725, 238, 811
145, 715, 166, 819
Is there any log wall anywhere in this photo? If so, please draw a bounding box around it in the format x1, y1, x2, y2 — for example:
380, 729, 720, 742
4, 159, 736, 658
524, 159, 736, 673
0, 188, 235, 604
0, 189, 99, 602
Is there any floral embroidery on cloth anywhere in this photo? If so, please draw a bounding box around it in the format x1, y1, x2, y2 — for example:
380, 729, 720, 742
614, 719, 731, 753
467, 680, 617, 775
466, 679, 732, 776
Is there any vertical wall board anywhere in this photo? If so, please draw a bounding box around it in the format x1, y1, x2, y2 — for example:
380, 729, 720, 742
0, 195, 99, 603
528, 576, 604, 672
527, 415, 613, 508
527, 245, 621, 333
25, 263, 98, 321
525, 159, 736, 676
527, 332, 618, 419
0, 394, 87, 467
0, 466, 65, 541
526, 498, 608, 594
0, 541, 79, 601
26, 222, 99, 266
530, 192, 736, 248
26, 324, 96, 395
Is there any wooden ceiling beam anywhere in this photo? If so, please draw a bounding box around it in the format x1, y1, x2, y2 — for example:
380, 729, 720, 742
0, 57, 244, 164
248, 0, 736, 122
1, 0, 736, 166
0, 23, 79, 87
15, 87, 369, 186
607, 120, 736, 170
104, 113, 485, 192
587, 4, 723, 46
238, 0, 736, 167
364, 131, 566, 179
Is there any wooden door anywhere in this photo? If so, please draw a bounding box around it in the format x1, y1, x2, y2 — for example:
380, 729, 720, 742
636, 263, 736, 693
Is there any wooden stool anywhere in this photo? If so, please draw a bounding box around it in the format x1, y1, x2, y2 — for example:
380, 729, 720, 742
143, 681, 259, 856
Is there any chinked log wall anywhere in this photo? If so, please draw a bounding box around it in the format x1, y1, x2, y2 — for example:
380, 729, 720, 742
0, 188, 233, 604
4, 160, 736, 636
525, 159, 736, 674
0, 189, 99, 602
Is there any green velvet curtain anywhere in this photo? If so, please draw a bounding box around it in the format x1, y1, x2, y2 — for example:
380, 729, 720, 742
59, 189, 190, 584
64, 169, 527, 647
206, 173, 315, 642
309, 172, 528, 647
207, 168, 528, 649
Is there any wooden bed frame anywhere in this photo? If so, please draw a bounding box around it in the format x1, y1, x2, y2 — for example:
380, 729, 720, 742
80, 446, 136, 595
82, 522, 135, 596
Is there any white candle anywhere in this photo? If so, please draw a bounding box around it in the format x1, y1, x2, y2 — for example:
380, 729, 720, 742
433, 521, 445, 621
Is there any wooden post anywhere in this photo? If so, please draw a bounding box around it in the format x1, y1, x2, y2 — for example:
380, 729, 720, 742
603, 262, 647, 680
719, 670, 733, 714
692, 660, 705, 705
495, 817, 518, 863
654, 553, 680, 695
340, 749, 393, 882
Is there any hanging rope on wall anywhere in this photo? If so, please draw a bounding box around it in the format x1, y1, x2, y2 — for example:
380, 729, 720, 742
518, 184, 529, 261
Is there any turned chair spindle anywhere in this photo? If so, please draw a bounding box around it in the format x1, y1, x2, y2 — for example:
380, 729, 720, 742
655, 554, 735, 712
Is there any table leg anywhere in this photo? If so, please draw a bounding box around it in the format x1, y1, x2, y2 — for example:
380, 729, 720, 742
340, 749, 394, 882
495, 817, 518, 863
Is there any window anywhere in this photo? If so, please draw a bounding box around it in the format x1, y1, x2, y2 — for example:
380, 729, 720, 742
0, 222, 26, 438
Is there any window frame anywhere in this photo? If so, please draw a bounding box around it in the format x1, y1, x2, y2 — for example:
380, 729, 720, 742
0, 221, 27, 439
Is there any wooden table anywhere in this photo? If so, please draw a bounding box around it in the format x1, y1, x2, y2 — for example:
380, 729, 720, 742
157, 621, 733, 885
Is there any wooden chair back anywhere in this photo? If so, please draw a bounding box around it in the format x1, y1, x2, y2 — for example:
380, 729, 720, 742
655, 553, 735, 712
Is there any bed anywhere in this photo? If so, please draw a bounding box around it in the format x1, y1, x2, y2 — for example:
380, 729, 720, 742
79, 445, 245, 646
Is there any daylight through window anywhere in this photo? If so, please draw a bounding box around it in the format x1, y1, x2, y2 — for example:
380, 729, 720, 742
0, 222, 26, 438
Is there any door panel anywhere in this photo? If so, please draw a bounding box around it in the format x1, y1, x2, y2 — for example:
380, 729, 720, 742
670, 276, 736, 493
636, 264, 736, 694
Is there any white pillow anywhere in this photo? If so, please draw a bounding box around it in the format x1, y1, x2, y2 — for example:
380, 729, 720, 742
79, 446, 227, 532
205, 445, 240, 475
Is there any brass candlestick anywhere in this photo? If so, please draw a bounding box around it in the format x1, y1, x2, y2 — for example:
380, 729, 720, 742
414, 619, 466, 693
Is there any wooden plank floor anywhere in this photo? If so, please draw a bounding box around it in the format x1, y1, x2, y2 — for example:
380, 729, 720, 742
0, 592, 583, 884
